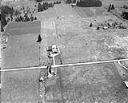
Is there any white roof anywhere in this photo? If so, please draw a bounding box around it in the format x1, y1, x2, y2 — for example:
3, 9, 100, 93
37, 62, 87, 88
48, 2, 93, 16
124, 81, 128, 87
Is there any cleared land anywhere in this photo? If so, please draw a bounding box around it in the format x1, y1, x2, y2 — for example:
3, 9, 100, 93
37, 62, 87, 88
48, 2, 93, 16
2, 22, 41, 103
55, 5, 128, 64
44, 4, 128, 103
1, 3, 128, 103
45, 63, 128, 103
38, 4, 128, 64
6, 21, 40, 36
40, 4, 128, 103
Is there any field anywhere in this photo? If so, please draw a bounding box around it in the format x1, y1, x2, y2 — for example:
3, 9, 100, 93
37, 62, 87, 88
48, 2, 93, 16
55, 5, 128, 64
2, 22, 41, 103
6, 21, 41, 36
1, 2, 128, 103
101, 0, 128, 7
41, 4, 128, 103
45, 63, 128, 103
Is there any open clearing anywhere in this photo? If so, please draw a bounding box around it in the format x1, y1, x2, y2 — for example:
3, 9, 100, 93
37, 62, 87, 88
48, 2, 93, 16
1, 2, 128, 103
39, 4, 128, 103
2, 22, 41, 103
6, 21, 40, 35
45, 63, 128, 103
54, 5, 128, 64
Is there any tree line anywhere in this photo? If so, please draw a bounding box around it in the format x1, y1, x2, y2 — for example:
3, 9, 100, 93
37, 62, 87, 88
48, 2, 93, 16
38, 1, 61, 12
66, 0, 102, 7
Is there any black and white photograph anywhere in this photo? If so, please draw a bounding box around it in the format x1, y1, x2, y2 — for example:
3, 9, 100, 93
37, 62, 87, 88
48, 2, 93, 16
1, 0, 128, 103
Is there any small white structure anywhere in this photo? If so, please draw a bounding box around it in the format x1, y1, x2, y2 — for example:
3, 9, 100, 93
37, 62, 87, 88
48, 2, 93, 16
71, 0, 80, 6
124, 81, 128, 87
46, 45, 60, 66
52, 45, 58, 53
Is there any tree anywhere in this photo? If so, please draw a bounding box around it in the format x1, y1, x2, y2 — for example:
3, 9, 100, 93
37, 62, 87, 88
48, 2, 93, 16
38, 3, 42, 12
1, 14, 7, 32
0, 13, 1, 21
122, 11, 128, 20
1, 5, 14, 32
108, 4, 111, 12
37, 34, 42, 43
66, 0, 72, 4
111, 4, 115, 10
123, 5, 128, 9
35, 0, 42, 2
1, 5, 14, 16
14, 10, 20, 16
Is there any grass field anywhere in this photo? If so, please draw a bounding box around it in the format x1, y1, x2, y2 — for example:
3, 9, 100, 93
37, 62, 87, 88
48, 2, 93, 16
2, 69, 40, 103
2, 22, 41, 103
45, 63, 128, 103
40, 4, 128, 103
55, 6, 128, 64
2, 33, 40, 68
6, 21, 41, 35
74, 7, 106, 17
